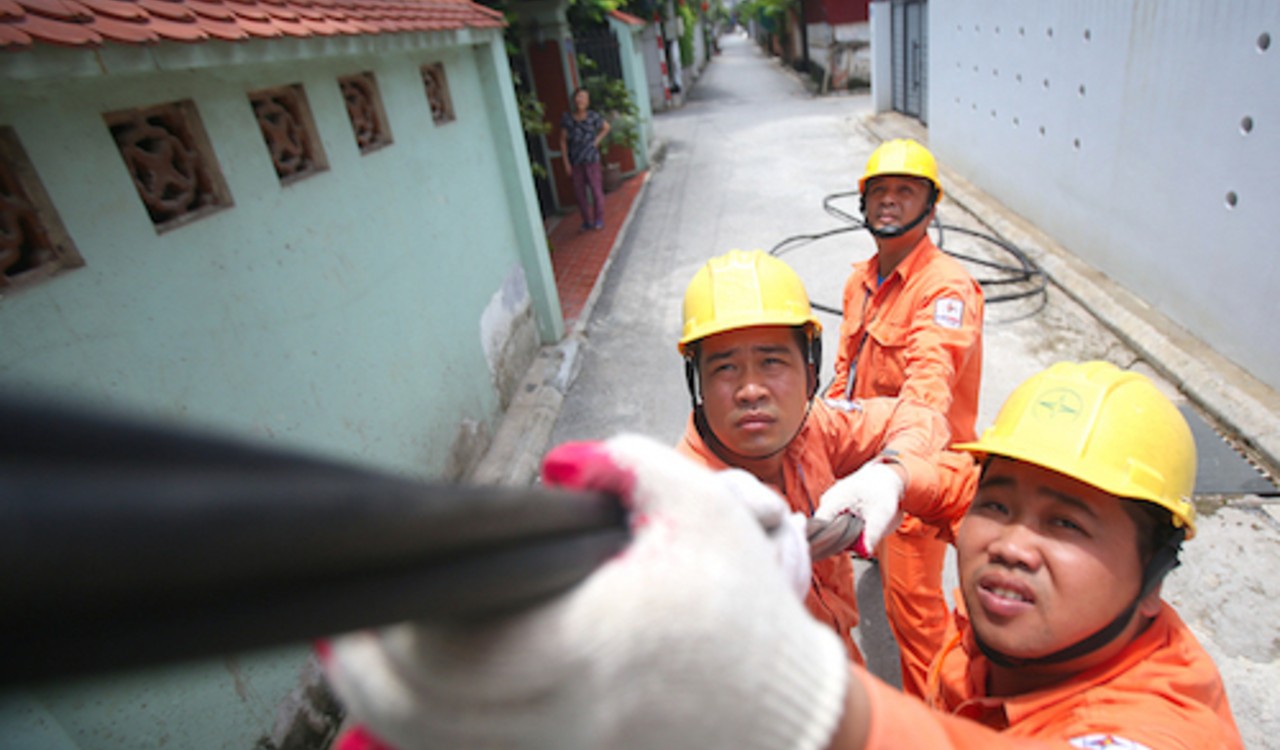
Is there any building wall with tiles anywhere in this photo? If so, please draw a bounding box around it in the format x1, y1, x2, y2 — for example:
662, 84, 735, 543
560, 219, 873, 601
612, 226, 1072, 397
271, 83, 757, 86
0, 32, 554, 748
0, 35, 555, 480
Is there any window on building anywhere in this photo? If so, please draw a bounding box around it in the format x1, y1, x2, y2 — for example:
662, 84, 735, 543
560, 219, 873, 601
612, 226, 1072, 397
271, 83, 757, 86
0, 127, 84, 291
104, 100, 232, 233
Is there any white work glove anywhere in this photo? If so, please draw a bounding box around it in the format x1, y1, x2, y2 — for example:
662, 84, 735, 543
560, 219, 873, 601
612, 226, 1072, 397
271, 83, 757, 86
320, 434, 848, 750
814, 460, 905, 559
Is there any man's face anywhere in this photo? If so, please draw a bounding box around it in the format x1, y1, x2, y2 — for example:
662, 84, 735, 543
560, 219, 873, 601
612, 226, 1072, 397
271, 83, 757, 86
698, 326, 810, 459
862, 175, 934, 234
957, 458, 1146, 663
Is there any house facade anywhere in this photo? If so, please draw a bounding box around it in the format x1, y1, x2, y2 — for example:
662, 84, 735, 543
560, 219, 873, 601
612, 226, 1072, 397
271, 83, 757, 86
0, 0, 562, 745
805, 0, 872, 91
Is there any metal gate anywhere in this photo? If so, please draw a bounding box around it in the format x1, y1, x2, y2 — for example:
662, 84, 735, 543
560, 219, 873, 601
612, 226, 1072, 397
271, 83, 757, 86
891, 0, 928, 123
573, 24, 624, 82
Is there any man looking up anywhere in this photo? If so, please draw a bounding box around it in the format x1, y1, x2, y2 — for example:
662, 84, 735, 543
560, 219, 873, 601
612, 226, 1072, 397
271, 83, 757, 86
825, 138, 984, 696
673, 249, 972, 661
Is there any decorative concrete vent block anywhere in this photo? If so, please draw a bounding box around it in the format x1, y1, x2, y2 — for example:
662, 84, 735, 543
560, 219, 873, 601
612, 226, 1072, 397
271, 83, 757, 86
249, 84, 328, 184
421, 62, 455, 125
105, 100, 232, 233
0, 127, 84, 290
338, 72, 393, 154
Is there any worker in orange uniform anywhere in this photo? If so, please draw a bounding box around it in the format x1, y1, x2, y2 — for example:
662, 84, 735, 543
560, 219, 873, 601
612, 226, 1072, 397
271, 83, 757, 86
673, 249, 972, 661
321, 362, 1241, 750
825, 138, 984, 697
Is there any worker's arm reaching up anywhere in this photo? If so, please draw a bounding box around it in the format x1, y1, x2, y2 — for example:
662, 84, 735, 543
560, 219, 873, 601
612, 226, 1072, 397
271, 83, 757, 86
318, 429, 1202, 750
320, 434, 849, 750
815, 397, 975, 557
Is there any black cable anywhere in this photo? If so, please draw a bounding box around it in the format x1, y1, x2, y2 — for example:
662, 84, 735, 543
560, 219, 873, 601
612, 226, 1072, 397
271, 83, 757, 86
769, 190, 1048, 309
0, 395, 629, 686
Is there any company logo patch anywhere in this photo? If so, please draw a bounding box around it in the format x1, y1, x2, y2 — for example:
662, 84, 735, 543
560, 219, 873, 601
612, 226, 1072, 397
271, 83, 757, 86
1032, 387, 1084, 423
1068, 734, 1152, 750
934, 297, 964, 329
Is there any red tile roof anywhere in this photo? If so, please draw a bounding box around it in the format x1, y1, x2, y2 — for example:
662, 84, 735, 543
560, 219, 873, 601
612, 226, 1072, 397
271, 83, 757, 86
0, 0, 505, 50
607, 9, 644, 26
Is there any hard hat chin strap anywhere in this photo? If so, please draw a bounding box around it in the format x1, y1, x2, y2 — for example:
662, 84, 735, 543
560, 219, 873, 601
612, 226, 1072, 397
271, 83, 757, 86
865, 203, 933, 239
691, 405, 807, 466
860, 184, 938, 240
974, 527, 1185, 669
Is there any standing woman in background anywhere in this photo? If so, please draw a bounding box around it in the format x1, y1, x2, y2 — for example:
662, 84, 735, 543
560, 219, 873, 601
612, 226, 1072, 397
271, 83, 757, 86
560, 86, 611, 231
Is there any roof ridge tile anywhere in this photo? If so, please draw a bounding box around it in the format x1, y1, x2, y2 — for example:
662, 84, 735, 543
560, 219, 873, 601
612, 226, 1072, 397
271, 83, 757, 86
2, 0, 508, 49
0, 0, 26, 20
183, 0, 234, 21
74, 0, 148, 21
0, 21, 32, 44
91, 10, 159, 41
19, 0, 93, 22
135, 0, 197, 21
193, 13, 246, 38
144, 13, 206, 39
13, 9, 100, 44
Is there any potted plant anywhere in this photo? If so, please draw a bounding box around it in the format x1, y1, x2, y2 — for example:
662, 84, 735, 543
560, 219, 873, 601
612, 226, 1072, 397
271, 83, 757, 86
579, 56, 640, 191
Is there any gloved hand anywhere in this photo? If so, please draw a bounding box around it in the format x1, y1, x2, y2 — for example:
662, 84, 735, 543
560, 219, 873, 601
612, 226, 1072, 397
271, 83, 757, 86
320, 434, 849, 750
813, 460, 905, 559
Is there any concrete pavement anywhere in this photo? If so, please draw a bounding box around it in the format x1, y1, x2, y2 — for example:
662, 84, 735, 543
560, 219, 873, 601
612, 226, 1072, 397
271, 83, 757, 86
475, 31, 1280, 747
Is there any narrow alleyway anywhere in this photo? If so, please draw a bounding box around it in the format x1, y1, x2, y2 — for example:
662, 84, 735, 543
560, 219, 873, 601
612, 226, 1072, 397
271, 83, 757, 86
548, 30, 1279, 747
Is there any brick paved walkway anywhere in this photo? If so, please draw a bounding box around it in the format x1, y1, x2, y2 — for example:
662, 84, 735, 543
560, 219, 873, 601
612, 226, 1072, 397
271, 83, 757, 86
546, 171, 647, 327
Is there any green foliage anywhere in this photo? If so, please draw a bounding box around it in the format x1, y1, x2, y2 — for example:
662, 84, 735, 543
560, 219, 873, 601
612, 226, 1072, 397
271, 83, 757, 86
473, 1, 552, 179
678, 0, 697, 66
704, 0, 729, 25
567, 0, 623, 26
735, 0, 793, 31
514, 77, 552, 179
577, 55, 641, 152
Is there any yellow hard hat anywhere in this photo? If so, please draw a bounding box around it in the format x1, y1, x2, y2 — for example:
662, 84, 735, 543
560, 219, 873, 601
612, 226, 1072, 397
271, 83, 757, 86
678, 250, 821, 354
954, 361, 1197, 538
859, 138, 944, 200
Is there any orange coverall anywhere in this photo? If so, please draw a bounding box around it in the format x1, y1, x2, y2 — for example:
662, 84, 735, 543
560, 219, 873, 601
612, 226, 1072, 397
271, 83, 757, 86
846, 601, 1242, 749
827, 235, 984, 696
677, 397, 968, 662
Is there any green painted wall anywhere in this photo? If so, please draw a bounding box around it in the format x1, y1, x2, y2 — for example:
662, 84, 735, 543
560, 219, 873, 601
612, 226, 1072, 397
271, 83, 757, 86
0, 30, 561, 748
0, 648, 314, 749
0, 35, 558, 477
609, 14, 654, 170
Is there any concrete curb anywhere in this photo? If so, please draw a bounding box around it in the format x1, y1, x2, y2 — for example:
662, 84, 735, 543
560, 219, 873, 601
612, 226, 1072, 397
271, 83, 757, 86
469, 165, 656, 488
860, 114, 1280, 477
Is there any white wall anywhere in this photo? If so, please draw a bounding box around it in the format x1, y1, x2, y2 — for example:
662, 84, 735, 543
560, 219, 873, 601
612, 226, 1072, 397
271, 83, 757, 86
928, 0, 1280, 392
641, 24, 671, 113
869, 1, 893, 112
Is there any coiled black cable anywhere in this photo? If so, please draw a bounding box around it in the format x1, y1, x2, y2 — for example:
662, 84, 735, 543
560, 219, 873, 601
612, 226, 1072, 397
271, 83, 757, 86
770, 189, 1048, 313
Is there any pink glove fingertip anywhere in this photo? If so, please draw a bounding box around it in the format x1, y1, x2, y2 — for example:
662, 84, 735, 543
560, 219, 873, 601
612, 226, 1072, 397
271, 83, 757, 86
335, 725, 398, 750
542, 441, 636, 504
